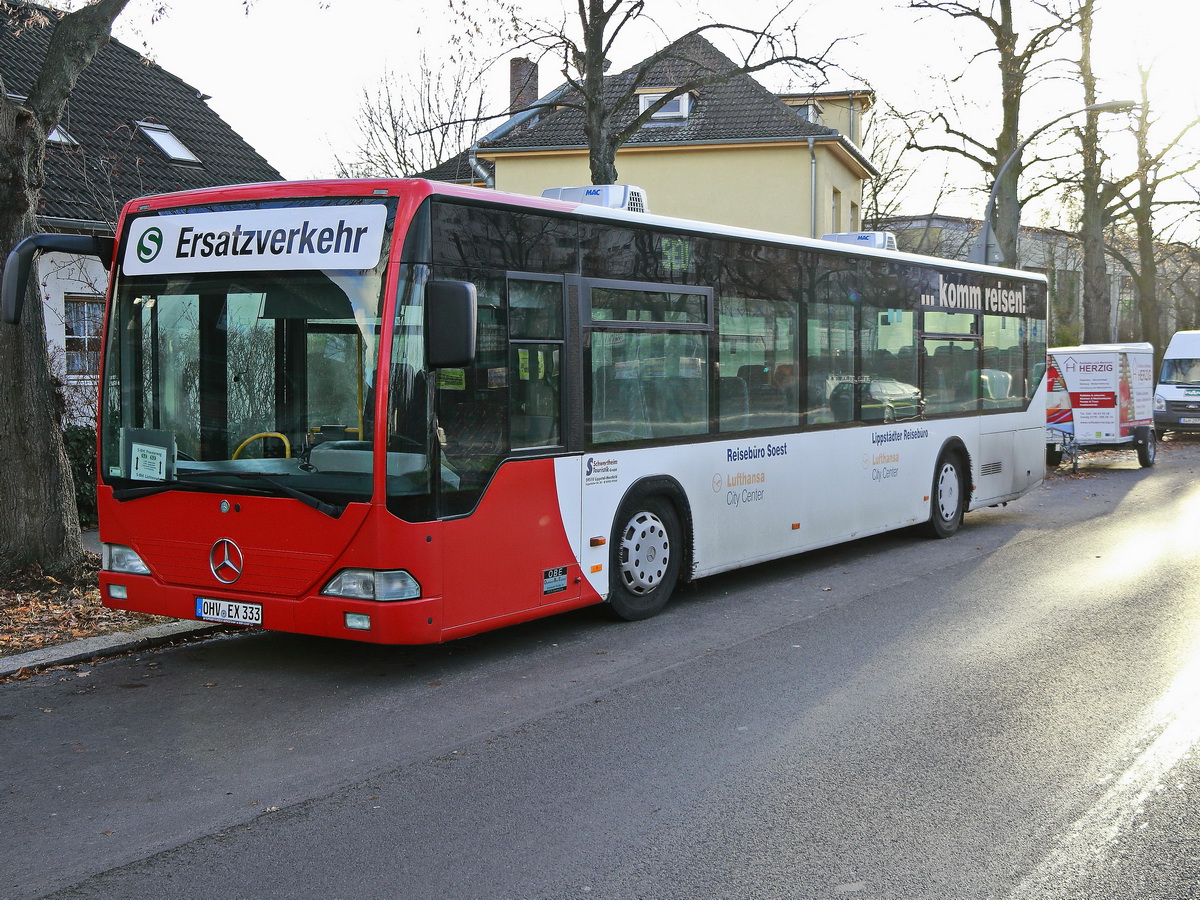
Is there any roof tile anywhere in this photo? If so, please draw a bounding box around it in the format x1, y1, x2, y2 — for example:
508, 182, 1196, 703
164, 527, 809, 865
2, 0, 282, 228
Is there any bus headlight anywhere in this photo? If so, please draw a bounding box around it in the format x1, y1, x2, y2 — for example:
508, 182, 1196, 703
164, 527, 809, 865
321, 568, 421, 601
102, 543, 151, 576
1155, 394, 1166, 411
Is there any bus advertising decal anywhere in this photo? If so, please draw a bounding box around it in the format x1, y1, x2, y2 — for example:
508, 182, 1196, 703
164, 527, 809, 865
585, 457, 619, 486
920, 272, 1030, 315
718, 442, 786, 509
866, 427, 929, 485
123, 204, 389, 275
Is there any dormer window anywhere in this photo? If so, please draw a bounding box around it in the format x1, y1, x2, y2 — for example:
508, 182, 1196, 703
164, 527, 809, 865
639, 91, 691, 121
795, 102, 823, 125
136, 120, 201, 163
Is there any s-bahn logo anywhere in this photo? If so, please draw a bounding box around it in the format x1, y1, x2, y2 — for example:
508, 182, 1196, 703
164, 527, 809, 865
209, 538, 244, 584
136, 226, 164, 263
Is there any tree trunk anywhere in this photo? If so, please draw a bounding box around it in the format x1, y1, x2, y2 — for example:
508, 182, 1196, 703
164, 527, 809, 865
1078, 0, 1112, 343
0, 237, 85, 573
1134, 186, 1159, 348
0, 0, 131, 574
991, 0, 1024, 266
580, 0, 619, 185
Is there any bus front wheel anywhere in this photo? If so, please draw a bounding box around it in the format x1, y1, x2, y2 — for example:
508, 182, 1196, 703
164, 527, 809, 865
926, 451, 965, 538
607, 494, 682, 621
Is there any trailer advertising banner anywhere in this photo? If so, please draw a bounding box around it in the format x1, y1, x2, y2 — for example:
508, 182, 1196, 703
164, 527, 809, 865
1046, 346, 1154, 442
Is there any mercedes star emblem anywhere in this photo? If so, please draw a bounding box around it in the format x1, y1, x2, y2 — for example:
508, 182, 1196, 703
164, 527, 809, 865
209, 538, 244, 584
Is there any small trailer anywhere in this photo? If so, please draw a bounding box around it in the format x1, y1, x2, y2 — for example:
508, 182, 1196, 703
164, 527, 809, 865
1045, 343, 1157, 471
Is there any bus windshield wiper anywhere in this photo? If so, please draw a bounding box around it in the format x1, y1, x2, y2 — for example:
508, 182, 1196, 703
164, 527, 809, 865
234, 474, 346, 518
112, 478, 277, 502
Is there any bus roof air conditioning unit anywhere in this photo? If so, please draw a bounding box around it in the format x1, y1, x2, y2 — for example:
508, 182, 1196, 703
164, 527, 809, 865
541, 184, 649, 213
821, 231, 897, 252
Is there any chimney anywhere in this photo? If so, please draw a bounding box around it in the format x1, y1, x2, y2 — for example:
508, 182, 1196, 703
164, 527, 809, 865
510, 57, 538, 114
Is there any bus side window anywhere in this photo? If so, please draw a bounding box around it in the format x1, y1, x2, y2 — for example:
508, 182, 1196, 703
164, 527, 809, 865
982, 315, 1025, 410
717, 295, 798, 432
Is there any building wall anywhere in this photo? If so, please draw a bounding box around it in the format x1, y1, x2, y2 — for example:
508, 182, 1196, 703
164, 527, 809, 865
490, 143, 865, 238
38, 252, 107, 424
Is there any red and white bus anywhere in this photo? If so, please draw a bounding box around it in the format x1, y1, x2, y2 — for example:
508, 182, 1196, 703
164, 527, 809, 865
3, 179, 1048, 643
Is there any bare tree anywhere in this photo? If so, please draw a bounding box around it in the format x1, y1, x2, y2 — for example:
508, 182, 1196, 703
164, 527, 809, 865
860, 101, 933, 225
333, 51, 488, 179
1102, 70, 1200, 352
0, 0, 137, 574
905, 0, 1079, 265
494, 0, 836, 185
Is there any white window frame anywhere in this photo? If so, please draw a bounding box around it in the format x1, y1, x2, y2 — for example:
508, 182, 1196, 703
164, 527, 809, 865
136, 120, 201, 163
63, 293, 105, 378
639, 91, 691, 121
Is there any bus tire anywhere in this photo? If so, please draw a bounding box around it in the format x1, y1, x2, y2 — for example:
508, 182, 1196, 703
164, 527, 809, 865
926, 450, 965, 539
1136, 426, 1157, 468
607, 493, 682, 621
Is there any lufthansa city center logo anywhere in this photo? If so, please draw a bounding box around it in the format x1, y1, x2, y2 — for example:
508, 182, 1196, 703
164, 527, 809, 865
136, 227, 164, 264
209, 538, 244, 584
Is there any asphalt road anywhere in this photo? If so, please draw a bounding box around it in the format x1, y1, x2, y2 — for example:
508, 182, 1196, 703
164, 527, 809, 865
5, 437, 1200, 899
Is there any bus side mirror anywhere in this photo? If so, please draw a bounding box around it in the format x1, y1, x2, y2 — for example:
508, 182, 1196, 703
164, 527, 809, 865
425, 280, 477, 368
2, 233, 115, 324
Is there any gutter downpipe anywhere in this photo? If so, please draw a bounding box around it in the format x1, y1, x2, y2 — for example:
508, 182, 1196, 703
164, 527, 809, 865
808, 137, 817, 237
468, 143, 493, 189
466, 87, 568, 191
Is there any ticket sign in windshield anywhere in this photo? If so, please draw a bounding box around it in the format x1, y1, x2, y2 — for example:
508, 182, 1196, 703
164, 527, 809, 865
123, 204, 389, 275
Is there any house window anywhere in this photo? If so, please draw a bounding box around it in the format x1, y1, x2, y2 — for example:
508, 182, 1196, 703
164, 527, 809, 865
831, 187, 843, 233
48, 125, 77, 145
7, 93, 76, 145
639, 91, 691, 120
136, 120, 201, 163
796, 102, 822, 125
64, 295, 104, 376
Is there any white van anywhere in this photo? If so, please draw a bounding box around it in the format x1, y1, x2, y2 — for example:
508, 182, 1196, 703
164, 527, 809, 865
1154, 331, 1200, 433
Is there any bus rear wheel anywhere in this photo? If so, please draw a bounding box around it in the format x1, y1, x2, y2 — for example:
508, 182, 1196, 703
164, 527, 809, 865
926, 450, 965, 538
607, 494, 682, 621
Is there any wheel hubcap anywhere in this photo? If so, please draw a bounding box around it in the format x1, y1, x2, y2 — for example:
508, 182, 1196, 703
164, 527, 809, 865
936, 463, 959, 521
619, 511, 670, 595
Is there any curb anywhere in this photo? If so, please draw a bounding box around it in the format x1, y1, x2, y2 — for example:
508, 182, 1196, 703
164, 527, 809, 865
0, 621, 226, 678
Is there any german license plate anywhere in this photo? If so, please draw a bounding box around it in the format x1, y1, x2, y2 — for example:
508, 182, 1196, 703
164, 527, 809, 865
1181, 418, 1200, 425
196, 597, 263, 626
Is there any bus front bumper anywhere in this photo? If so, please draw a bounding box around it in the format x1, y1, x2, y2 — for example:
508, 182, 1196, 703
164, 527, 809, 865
100, 573, 445, 645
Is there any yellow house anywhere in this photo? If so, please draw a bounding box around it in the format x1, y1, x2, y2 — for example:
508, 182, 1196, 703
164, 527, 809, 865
430, 34, 876, 239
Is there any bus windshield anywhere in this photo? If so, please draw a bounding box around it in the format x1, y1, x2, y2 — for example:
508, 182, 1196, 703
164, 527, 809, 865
101, 243, 393, 513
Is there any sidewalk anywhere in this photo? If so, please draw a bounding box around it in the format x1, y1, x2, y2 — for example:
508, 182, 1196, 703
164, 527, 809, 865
0, 530, 223, 678
0, 620, 225, 678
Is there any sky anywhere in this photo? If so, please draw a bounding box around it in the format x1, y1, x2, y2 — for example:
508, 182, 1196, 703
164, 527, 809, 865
105, 0, 1200, 223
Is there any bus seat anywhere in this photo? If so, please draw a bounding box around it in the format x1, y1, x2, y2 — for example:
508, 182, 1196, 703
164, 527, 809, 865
644, 375, 706, 436
719, 376, 749, 431
593, 365, 649, 440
